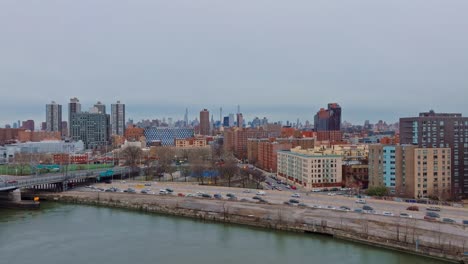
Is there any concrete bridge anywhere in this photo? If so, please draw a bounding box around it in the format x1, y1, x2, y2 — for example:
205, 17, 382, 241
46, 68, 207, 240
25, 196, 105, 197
0, 167, 136, 208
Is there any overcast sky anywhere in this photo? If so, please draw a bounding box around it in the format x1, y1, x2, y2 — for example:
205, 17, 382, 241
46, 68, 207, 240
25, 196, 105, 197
1, 0, 467, 127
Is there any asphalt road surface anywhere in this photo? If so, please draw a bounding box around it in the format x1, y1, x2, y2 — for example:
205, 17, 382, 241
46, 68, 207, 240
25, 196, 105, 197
80, 180, 468, 225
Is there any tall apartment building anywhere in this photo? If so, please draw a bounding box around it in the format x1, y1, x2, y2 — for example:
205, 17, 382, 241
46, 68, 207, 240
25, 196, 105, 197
21, 120, 35, 131
70, 112, 110, 149
277, 148, 343, 190
199, 109, 210, 136
46, 101, 62, 134
258, 141, 292, 172
68, 97, 81, 135
400, 111, 468, 198
224, 128, 270, 160
94, 101, 106, 114
314, 103, 342, 142
111, 101, 125, 136
236, 113, 243, 128
369, 144, 451, 199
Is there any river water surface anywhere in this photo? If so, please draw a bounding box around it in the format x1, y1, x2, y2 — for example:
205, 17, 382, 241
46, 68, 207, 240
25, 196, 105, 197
0, 203, 449, 264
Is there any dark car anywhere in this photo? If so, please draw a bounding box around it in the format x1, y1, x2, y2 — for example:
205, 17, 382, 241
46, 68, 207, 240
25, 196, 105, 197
214, 194, 223, 199
289, 199, 300, 204
258, 198, 268, 203
165, 188, 174, 193
462, 220, 468, 225
252, 196, 261, 200
104, 180, 112, 184
226, 193, 235, 198
201, 193, 212, 198
339, 206, 351, 211
407, 206, 419, 211
442, 218, 456, 224
426, 212, 440, 218
426, 207, 441, 212
363, 205, 374, 211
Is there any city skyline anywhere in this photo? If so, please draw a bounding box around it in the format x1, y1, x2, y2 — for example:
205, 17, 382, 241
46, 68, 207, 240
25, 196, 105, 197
0, 99, 405, 130
1, 1, 468, 125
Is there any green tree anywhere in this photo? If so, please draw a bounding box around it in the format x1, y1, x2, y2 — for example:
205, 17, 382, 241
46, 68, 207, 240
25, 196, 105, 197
366, 186, 389, 197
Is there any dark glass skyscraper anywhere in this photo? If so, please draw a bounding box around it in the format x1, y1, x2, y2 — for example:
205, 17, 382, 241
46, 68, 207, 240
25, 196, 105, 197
314, 103, 341, 131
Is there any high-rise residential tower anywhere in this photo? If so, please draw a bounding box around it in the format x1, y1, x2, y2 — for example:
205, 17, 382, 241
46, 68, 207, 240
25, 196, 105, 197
111, 101, 125, 136
46, 101, 62, 134
400, 110, 468, 198
68, 97, 81, 134
199, 109, 210, 135
70, 112, 110, 149
94, 101, 106, 114
314, 103, 342, 142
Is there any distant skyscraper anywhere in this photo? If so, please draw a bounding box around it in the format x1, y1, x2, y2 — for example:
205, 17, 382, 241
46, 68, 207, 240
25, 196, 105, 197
21, 120, 35, 131
219, 107, 223, 124
200, 109, 210, 135
12, 123, 18, 129
111, 101, 125, 136
237, 113, 243, 128
223, 116, 230, 127
184, 108, 189, 127
41, 122, 46, 131
68, 97, 81, 134
314, 103, 342, 142
94, 101, 106, 114
314, 103, 341, 131
61, 121, 68, 137
229, 113, 235, 127
46, 101, 62, 134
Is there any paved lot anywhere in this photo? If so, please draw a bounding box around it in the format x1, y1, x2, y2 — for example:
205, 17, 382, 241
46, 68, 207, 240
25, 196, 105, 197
79, 180, 468, 225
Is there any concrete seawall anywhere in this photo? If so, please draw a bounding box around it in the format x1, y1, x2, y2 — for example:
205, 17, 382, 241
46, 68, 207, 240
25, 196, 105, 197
39, 191, 468, 263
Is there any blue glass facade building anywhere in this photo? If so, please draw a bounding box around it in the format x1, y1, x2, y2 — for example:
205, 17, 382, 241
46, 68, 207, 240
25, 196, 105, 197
144, 127, 194, 146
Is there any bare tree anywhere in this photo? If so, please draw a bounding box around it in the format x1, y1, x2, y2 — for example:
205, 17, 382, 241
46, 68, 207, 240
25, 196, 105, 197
251, 169, 266, 189
190, 159, 207, 185
120, 146, 143, 178
157, 146, 176, 181
218, 153, 239, 187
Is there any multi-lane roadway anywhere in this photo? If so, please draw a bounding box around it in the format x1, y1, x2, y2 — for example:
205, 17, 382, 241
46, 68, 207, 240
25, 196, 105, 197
84, 180, 468, 225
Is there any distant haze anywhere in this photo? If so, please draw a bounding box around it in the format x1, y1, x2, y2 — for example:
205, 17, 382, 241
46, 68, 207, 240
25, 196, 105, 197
1, 0, 467, 126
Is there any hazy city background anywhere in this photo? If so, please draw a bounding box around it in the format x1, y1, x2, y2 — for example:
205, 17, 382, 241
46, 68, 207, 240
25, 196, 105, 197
1, 0, 468, 125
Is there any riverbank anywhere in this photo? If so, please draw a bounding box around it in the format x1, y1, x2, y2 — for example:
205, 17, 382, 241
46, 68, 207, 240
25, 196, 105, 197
39, 191, 467, 263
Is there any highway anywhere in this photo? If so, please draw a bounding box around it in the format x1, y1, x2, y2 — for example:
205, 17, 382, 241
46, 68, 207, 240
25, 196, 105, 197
84, 180, 468, 225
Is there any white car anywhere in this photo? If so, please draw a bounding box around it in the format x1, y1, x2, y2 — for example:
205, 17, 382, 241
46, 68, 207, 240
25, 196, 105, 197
256, 191, 266, 196
399, 213, 412, 218
327, 192, 336, 196
159, 189, 168, 195
291, 193, 301, 198
355, 199, 366, 204
382, 211, 394, 216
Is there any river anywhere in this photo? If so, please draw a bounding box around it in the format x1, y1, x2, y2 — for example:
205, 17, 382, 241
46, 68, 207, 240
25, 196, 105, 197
0, 203, 449, 264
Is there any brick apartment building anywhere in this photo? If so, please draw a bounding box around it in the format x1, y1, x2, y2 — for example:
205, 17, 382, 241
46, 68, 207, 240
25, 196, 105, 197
0, 128, 25, 145
369, 144, 451, 200
18, 131, 61, 142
